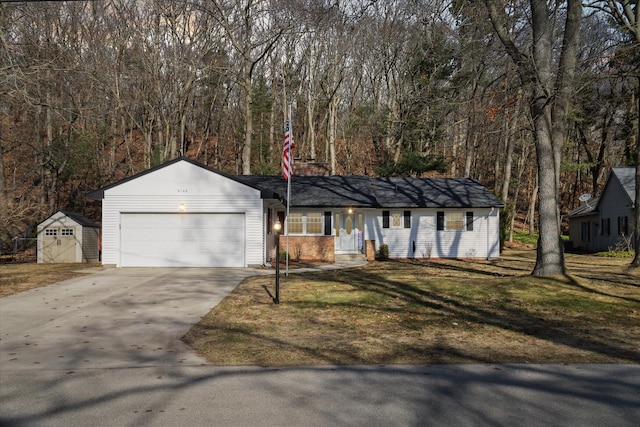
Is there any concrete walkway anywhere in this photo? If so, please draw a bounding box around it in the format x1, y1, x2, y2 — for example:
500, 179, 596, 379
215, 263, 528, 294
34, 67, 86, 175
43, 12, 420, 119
1, 264, 639, 426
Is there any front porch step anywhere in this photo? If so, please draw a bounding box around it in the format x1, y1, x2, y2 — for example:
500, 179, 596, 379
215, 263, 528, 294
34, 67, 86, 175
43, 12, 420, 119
335, 254, 367, 262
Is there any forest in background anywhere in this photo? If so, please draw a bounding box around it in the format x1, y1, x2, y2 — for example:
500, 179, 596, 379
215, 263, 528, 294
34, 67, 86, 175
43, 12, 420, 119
1, 0, 638, 242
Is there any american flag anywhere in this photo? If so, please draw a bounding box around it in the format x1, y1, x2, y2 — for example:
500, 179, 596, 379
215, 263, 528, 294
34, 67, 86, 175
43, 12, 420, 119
282, 119, 294, 180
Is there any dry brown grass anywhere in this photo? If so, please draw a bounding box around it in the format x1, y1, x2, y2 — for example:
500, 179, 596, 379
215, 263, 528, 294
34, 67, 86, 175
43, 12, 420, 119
0, 263, 103, 298
183, 249, 640, 366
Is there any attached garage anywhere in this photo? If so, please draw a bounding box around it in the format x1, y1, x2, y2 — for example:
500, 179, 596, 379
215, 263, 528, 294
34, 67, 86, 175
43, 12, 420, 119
87, 157, 267, 268
119, 213, 245, 267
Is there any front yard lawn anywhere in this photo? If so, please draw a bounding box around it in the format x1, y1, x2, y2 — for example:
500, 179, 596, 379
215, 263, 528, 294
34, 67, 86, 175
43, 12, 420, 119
0, 263, 102, 298
183, 249, 640, 366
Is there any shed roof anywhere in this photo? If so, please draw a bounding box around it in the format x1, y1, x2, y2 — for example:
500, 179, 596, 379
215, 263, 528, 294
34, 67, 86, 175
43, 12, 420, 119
40, 210, 98, 228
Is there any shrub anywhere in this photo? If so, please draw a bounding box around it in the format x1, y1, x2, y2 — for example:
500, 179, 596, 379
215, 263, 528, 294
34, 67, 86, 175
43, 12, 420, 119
595, 250, 634, 258
378, 244, 389, 260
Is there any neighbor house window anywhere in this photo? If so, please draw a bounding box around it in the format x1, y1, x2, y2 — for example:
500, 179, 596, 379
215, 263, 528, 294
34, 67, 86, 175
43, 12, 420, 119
601, 218, 610, 236
404, 211, 411, 228
618, 216, 629, 236
581, 221, 591, 242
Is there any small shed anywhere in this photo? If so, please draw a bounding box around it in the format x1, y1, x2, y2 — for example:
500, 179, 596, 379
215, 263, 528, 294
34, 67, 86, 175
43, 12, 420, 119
37, 211, 100, 263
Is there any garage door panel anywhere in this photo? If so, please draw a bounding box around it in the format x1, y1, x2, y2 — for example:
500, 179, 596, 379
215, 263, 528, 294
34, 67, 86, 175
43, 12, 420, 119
120, 213, 245, 267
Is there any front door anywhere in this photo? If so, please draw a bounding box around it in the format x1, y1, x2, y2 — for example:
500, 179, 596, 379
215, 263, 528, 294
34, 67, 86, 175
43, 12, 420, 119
336, 211, 358, 254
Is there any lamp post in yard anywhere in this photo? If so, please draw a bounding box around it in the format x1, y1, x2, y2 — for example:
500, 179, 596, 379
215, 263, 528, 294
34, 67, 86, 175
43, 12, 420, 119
273, 220, 282, 304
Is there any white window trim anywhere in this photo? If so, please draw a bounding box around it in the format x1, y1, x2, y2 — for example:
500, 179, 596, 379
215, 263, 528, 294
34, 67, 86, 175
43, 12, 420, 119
438, 211, 474, 232
288, 211, 325, 235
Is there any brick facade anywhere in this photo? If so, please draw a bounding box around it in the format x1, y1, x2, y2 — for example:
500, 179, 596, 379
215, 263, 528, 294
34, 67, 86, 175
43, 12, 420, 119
278, 236, 335, 262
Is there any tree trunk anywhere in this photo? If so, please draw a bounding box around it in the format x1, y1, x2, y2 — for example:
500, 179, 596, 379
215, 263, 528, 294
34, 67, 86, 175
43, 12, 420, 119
532, 118, 566, 276
484, 0, 581, 276
528, 175, 538, 236
0, 141, 8, 238
631, 78, 640, 269
242, 73, 253, 175
328, 93, 340, 175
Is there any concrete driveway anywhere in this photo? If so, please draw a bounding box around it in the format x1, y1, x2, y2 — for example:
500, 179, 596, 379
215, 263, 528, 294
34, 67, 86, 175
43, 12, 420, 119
0, 267, 260, 370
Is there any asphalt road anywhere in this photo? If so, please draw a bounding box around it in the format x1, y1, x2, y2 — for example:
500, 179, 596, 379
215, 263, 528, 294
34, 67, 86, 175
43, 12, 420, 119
1, 268, 639, 426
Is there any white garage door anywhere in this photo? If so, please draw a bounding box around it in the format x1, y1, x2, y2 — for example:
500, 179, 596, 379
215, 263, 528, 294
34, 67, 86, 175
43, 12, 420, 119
120, 213, 245, 267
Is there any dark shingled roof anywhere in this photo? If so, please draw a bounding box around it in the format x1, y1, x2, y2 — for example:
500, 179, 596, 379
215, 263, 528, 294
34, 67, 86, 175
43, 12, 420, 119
371, 177, 503, 208
238, 175, 503, 209
612, 167, 636, 204
86, 157, 504, 209
58, 211, 99, 228
566, 196, 599, 218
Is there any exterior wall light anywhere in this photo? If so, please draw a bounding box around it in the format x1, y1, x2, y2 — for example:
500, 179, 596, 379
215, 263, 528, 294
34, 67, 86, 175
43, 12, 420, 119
179, 204, 186, 213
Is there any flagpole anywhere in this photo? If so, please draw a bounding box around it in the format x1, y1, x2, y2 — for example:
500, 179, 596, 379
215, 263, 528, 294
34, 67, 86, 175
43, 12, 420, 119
285, 103, 292, 277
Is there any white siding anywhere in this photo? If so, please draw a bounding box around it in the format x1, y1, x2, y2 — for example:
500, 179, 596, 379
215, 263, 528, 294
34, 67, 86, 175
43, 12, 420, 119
81, 227, 100, 262
365, 208, 500, 259
101, 161, 264, 267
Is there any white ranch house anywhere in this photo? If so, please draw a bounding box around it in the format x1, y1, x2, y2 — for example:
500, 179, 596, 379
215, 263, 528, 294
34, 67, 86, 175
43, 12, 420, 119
88, 157, 503, 267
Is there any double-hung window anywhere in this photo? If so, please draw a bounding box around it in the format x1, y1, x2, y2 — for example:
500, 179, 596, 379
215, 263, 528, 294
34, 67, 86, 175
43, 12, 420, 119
437, 211, 474, 231
618, 216, 629, 236
287, 212, 324, 235
288, 213, 303, 234
306, 213, 323, 234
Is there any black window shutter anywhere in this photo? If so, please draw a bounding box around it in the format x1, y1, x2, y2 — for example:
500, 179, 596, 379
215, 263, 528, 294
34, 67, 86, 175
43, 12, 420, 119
324, 211, 332, 235
437, 211, 445, 231
404, 211, 411, 228
383, 211, 390, 228
466, 212, 474, 231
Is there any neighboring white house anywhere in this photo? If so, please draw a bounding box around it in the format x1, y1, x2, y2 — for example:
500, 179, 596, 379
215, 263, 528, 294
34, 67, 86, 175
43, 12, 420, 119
37, 211, 100, 263
88, 157, 504, 267
567, 167, 637, 252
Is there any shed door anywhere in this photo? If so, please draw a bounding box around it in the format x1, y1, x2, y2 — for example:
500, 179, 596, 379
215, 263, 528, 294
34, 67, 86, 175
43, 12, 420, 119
120, 213, 245, 267
43, 227, 76, 263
